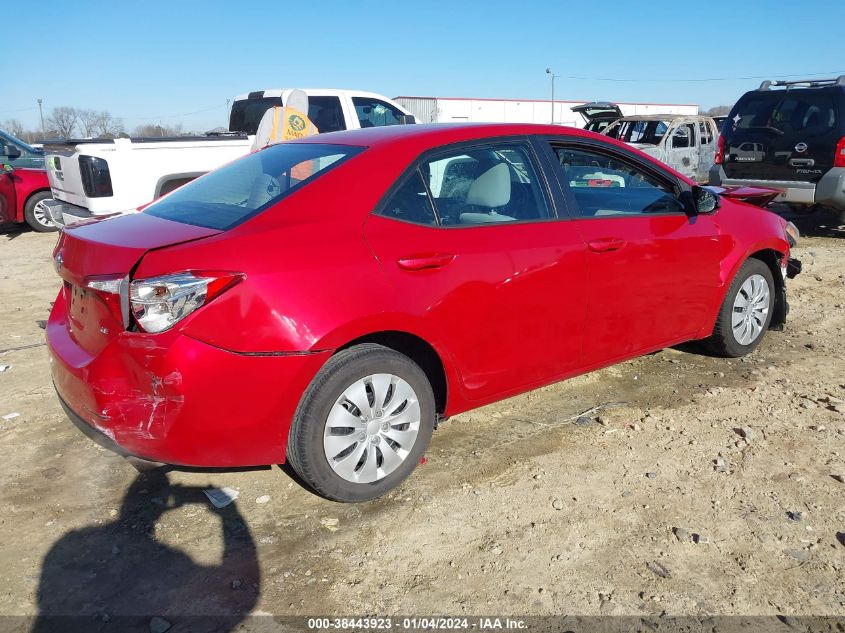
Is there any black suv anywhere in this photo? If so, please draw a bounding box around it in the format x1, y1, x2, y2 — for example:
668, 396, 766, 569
709, 76, 845, 222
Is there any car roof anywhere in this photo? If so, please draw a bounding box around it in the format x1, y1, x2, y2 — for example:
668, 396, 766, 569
290, 122, 599, 150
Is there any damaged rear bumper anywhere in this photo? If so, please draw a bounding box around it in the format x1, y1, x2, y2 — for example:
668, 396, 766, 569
47, 292, 330, 467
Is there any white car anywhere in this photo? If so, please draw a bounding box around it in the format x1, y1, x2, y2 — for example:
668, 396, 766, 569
603, 114, 719, 183
42, 89, 415, 228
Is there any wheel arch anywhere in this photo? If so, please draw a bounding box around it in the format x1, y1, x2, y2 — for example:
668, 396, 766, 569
747, 248, 787, 330
20, 187, 51, 223
336, 330, 450, 416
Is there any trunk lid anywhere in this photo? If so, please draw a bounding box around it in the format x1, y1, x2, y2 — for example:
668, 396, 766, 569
54, 212, 220, 354
571, 102, 623, 124
722, 88, 840, 183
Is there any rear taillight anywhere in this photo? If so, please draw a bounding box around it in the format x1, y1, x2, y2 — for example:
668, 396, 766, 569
715, 135, 725, 164
79, 155, 113, 198
834, 136, 845, 168
83, 274, 129, 327
129, 271, 243, 333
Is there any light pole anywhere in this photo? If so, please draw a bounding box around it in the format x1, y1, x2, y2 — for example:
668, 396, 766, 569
226, 98, 231, 127
37, 99, 45, 140
545, 68, 557, 124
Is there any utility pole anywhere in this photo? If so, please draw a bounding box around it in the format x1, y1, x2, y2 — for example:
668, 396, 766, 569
37, 99, 45, 140
545, 68, 557, 124
226, 98, 231, 127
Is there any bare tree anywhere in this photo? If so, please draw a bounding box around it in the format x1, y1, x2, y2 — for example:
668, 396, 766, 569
2, 119, 26, 138
77, 109, 98, 137
46, 107, 79, 138
705, 105, 733, 117
132, 122, 183, 138
92, 111, 124, 138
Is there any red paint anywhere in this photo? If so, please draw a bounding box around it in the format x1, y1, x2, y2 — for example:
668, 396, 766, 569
47, 123, 793, 467
0, 167, 49, 224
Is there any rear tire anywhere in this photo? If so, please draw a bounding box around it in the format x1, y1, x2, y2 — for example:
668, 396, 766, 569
24, 191, 58, 232
286, 344, 435, 502
704, 258, 774, 358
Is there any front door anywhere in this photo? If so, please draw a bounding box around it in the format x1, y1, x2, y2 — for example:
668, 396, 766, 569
365, 139, 587, 402
546, 140, 722, 366
666, 121, 699, 180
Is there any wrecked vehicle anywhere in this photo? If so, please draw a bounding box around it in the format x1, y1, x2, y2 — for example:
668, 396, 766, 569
571, 102, 623, 133
604, 114, 719, 182
47, 123, 800, 502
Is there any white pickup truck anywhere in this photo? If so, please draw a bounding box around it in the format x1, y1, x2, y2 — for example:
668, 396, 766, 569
42, 89, 415, 227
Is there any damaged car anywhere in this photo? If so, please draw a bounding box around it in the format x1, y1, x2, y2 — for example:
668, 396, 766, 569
604, 114, 720, 183
47, 122, 800, 502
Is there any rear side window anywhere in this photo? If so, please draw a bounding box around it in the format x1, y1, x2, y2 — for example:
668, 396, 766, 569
379, 171, 437, 225
309, 96, 346, 133
423, 143, 550, 226
732, 92, 838, 136
145, 143, 362, 230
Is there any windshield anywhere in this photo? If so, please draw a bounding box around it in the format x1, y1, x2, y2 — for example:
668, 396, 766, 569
605, 120, 669, 145
0, 130, 39, 153
145, 143, 363, 230
229, 97, 282, 134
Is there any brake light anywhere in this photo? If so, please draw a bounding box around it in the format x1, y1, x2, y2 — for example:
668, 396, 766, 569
83, 274, 129, 327
715, 135, 725, 164
78, 155, 113, 198
129, 271, 244, 333
835, 136, 845, 168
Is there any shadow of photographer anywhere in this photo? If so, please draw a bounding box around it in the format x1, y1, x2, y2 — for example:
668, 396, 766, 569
32, 470, 260, 632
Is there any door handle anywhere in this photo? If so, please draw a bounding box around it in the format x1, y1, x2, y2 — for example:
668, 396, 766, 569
789, 158, 814, 167
397, 254, 455, 271
587, 238, 627, 253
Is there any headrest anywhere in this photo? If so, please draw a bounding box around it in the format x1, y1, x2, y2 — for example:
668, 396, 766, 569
465, 163, 511, 208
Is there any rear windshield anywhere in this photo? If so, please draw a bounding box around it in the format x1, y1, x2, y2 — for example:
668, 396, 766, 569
731, 92, 837, 136
229, 96, 282, 134
145, 143, 363, 230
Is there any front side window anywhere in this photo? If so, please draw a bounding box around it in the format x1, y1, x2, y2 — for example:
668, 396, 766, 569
146, 143, 361, 230
671, 124, 696, 148
351, 97, 406, 128
421, 143, 551, 225
554, 146, 685, 217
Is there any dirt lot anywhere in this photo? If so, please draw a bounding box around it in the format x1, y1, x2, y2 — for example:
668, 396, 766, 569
0, 209, 843, 629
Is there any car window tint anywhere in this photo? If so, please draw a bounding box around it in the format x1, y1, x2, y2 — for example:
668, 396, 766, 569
309, 96, 346, 133
733, 93, 837, 136
146, 143, 361, 230
351, 97, 406, 128
422, 144, 550, 226
378, 170, 437, 225
554, 146, 685, 217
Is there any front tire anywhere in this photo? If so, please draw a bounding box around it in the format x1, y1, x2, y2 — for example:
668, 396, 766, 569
286, 344, 436, 502
24, 191, 58, 232
705, 258, 775, 357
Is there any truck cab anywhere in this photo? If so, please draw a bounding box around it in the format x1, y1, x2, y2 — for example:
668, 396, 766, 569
0, 129, 45, 169
43, 89, 414, 229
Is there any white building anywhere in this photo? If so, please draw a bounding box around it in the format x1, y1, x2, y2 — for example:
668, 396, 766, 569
394, 96, 699, 127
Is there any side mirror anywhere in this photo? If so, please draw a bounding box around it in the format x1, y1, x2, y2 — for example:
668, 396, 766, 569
693, 186, 719, 214
398, 114, 416, 125
2, 144, 22, 160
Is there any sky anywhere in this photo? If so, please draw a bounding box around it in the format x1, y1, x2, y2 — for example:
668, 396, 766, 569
5, 0, 845, 134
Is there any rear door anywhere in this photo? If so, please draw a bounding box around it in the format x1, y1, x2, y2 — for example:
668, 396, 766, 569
364, 138, 588, 402
544, 139, 722, 365
723, 89, 839, 183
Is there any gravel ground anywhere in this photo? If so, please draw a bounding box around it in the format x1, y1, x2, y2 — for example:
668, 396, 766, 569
0, 208, 843, 630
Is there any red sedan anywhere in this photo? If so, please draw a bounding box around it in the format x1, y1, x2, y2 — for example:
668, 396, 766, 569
47, 123, 801, 502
